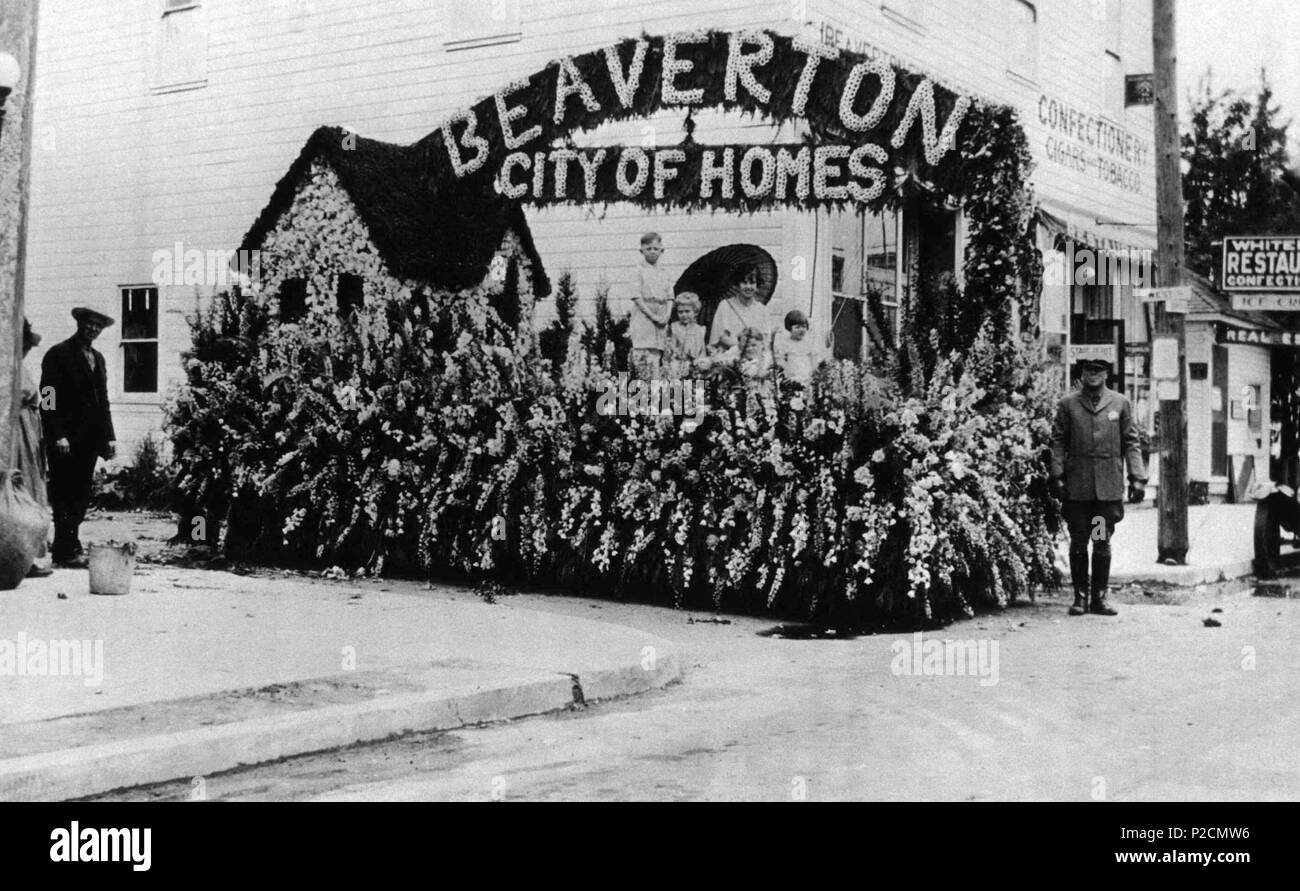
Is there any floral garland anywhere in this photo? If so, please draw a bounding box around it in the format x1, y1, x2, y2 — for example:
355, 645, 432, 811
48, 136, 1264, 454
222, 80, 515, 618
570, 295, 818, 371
423, 29, 984, 213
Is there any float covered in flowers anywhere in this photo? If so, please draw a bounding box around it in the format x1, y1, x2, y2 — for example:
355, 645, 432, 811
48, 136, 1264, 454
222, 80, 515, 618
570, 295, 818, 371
167, 29, 1062, 629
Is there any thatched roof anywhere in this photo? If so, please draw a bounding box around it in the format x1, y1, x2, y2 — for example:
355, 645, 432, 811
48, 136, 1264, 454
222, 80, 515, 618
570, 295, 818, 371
239, 125, 550, 297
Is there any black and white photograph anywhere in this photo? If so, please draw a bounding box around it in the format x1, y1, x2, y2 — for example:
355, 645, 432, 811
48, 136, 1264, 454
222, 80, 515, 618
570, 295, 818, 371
0, 0, 1295, 866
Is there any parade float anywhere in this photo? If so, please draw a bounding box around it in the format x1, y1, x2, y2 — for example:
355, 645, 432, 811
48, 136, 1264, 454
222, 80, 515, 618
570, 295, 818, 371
167, 29, 1060, 628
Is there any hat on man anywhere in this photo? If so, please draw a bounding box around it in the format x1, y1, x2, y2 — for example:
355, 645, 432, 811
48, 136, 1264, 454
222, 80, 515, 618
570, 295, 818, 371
1078, 356, 1112, 371
71, 307, 115, 328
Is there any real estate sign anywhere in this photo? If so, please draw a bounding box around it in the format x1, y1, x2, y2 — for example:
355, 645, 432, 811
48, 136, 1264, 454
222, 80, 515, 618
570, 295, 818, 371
1222, 236, 1300, 291
1215, 323, 1300, 348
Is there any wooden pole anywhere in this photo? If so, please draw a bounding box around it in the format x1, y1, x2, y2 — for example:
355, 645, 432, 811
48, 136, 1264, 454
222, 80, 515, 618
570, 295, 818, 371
1153, 0, 1189, 563
0, 0, 39, 470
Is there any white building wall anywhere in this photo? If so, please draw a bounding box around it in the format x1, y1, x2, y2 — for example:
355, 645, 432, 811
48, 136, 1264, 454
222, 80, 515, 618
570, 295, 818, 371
25, 0, 796, 453
809, 0, 1156, 228
24, 0, 1154, 454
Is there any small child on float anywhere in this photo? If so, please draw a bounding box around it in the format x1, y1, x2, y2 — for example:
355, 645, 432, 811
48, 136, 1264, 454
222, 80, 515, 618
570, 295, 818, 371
666, 291, 707, 377
627, 231, 674, 380
773, 309, 815, 387
708, 326, 771, 392
737, 326, 771, 385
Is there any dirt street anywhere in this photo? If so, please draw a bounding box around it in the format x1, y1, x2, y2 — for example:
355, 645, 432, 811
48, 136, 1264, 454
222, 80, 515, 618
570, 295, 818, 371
74, 514, 1297, 802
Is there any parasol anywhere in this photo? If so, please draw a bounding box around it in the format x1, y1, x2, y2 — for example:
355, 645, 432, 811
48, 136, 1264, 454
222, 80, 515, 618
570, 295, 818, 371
674, 244, 778, 342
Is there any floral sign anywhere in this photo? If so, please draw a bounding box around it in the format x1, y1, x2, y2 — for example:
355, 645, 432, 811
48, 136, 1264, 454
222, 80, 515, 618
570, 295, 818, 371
420, 29, 976, 211
495, 143, 894, 210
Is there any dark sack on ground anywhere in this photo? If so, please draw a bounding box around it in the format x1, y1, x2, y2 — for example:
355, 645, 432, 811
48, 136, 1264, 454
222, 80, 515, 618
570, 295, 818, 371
0, 469, 50, 589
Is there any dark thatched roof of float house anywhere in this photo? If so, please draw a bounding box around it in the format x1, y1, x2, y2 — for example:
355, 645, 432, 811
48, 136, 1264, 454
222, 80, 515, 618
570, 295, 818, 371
239, 125, 550, 297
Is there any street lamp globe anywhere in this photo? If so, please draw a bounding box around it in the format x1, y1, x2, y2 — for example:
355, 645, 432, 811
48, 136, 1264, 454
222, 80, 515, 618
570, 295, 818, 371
0, 52, 20, 95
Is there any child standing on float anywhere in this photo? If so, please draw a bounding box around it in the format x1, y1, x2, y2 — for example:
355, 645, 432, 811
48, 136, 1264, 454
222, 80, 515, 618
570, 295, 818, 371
666, 291, 707, 376
627, 232, 674, 380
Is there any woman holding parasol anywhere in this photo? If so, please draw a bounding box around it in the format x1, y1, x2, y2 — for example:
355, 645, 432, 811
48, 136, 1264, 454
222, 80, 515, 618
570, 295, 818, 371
673, 244, 779, 361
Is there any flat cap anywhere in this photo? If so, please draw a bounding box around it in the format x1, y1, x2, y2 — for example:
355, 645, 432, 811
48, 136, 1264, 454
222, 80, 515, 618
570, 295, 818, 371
71, 307, 115, 328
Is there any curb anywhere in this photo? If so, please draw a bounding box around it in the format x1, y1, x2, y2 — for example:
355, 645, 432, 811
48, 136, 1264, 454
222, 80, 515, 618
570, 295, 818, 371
1111, 559, 1257, 587
0, 644, 681, 802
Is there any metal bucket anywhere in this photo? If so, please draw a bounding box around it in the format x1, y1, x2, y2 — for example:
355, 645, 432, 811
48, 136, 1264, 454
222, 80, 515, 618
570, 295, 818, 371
88, 543, 136, 595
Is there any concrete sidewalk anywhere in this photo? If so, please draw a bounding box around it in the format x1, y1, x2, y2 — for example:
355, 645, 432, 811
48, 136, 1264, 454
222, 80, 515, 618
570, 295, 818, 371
0, 566, 680, 801
1057, 501, 1258, 586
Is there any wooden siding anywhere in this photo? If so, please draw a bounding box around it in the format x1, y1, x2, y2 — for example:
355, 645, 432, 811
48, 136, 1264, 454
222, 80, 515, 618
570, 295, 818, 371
25, 0, 1154, 453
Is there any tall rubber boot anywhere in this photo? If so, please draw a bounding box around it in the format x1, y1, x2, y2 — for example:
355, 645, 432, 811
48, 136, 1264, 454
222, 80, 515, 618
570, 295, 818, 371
1068, 548, 1089, 616
1090, 551, 1117, 616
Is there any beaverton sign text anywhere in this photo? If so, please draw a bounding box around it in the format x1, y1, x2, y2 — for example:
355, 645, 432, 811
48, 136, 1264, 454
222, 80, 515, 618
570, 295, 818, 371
422, 29, 975, 210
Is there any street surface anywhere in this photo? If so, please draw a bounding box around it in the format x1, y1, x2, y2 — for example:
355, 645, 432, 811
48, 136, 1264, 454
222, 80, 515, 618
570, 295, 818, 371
78, 514, 1299, 802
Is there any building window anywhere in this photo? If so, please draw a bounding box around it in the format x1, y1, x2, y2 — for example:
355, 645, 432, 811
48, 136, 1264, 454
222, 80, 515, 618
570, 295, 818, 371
444, 0, 521, 51
337, 274, 364, 317
279, 278, 307, 322
1102, 0, 1123, 54
881, 0, 926, 32
121, 286, 159, 394
1103, 50, 1125, 119
154, 0, 208, 93
831, 208, 902, 356
1006, 0, 1038, 84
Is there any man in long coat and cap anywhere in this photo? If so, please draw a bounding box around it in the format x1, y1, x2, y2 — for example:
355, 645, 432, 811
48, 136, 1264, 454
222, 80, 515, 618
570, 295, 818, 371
40, 307, 117, 567
1049, 357, 1147, 616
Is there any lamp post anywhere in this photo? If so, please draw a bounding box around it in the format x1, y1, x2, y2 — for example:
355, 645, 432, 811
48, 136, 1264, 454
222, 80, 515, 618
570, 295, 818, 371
0, 51, 19, 141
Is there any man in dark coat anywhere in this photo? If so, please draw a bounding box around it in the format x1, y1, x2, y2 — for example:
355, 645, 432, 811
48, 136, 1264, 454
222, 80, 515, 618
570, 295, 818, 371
40, 307, 117, 567
1049, 358, 1147, 616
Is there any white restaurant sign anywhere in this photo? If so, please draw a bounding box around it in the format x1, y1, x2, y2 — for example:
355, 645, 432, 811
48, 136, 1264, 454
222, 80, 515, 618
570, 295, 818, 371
1222, 236, 1300, 292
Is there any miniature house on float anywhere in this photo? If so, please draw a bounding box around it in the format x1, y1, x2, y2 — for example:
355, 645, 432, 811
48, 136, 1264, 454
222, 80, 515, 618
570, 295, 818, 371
238, 125, 550, 334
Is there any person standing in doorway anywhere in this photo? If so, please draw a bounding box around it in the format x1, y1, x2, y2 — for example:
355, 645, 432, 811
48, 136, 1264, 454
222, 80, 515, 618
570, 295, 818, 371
40, 307, 117, 568
1049, 357, 1147, 616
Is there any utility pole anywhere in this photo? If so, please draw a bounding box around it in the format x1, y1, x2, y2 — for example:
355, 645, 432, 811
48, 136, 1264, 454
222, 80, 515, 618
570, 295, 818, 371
0, 0, 39, 470
1153, 0, 1189, 564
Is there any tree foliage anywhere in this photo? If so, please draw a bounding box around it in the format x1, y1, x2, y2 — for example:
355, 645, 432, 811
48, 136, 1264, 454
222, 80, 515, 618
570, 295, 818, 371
1183, 71, 1300, 279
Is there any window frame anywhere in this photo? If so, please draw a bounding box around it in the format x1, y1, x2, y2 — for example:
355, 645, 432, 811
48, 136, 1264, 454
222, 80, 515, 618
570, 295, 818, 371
1103, 0, 1123, 54
336, 273, 365, 318
881, 0, 927, 33
829, 207, 904, 356
119, 284, 161, 399
278, 277, 308, 323
443, 0, 523, 51
152, 0, 208, 95
1102, 49, 1125, 121
1005, 0, 1039, 87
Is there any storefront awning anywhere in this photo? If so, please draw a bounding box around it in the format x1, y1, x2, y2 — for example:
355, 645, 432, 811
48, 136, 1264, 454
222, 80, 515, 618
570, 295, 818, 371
1036, 201, 1157, 258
